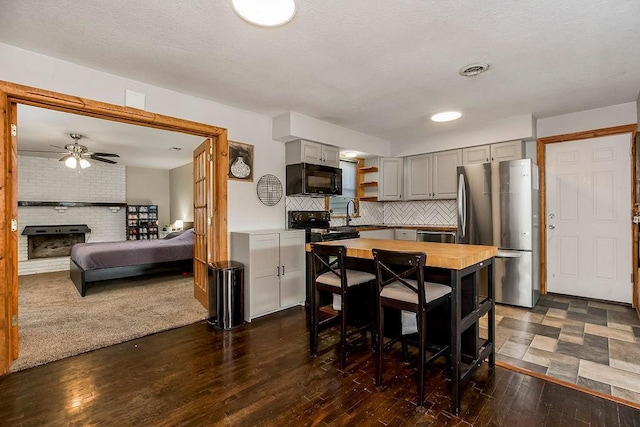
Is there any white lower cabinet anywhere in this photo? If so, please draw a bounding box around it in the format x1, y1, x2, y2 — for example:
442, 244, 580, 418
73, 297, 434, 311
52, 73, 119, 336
359, 228, 395, 240
394, 228, 417, 241
231, 229, 306, 322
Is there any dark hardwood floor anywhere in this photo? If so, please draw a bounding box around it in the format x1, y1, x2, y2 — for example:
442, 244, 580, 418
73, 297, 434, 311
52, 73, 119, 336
1, 306, 639, 426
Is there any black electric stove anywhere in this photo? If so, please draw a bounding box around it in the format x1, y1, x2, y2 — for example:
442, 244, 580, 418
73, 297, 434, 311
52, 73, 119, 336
287, 210, 360, 243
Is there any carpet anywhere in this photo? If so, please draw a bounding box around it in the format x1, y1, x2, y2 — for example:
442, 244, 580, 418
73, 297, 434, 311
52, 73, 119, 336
10, 270, 208, 372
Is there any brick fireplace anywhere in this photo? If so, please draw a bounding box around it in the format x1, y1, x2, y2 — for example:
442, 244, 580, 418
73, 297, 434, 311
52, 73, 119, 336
17, 155, 127, 275
22, 225, 91, 259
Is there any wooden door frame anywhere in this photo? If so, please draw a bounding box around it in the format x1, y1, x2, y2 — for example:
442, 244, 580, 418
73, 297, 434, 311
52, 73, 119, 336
0, 80, 229, 375
536, 124, 638, 309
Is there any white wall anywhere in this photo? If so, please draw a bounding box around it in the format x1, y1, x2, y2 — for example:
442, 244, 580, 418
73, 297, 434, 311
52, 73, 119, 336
169, 162, 193, 224
537, 102, 637, 138
0, 42, 285, 234
126, 166, 170, 227
17, 156, 126, 275
273, 111, 391, 157
396, 114, 535, 157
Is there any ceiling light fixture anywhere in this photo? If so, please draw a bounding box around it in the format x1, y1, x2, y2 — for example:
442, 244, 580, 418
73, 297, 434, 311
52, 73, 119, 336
342, 151, 358, 158
79, 158, 91, 169
431, 111, 462, 122
459, 62, 490, 77
231, 0, 296, 27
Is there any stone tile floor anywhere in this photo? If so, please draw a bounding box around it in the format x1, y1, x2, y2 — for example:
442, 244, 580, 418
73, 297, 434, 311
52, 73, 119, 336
480, 294, 640, 406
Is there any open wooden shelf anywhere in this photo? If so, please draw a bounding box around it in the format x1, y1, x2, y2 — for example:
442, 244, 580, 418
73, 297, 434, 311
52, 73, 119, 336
359, 181, 378, 188
359, 196, 379, 202
359, 166, 378, 173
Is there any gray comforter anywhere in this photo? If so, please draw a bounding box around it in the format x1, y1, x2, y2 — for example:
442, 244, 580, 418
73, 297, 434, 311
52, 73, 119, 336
71, 229, 194, 270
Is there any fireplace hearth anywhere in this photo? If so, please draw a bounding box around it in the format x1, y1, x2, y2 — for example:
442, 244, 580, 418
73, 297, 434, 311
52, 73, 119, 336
22, 225, 91, 259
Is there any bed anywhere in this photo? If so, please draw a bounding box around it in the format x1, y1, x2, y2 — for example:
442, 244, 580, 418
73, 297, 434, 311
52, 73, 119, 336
69, 229, 194, 297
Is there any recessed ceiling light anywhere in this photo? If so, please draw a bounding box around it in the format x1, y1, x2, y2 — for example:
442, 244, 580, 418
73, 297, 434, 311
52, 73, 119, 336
430, 111, 462, 122
342, 151, 358, 158
459, 62, 490, 77
231, 0, 296, 27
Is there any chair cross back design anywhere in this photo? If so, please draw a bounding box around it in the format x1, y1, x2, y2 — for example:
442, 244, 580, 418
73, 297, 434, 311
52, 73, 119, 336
375, 253, 423, 297
311, 244, 347, 289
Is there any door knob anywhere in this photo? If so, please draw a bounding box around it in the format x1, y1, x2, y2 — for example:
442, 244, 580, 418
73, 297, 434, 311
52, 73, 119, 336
548, 224, 555, 229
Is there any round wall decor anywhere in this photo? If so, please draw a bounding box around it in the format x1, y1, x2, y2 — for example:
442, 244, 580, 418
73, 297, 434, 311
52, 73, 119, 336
256, 174, 283, 206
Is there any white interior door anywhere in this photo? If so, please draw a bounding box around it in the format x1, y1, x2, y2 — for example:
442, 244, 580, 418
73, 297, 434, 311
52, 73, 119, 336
546, 133, 632, 303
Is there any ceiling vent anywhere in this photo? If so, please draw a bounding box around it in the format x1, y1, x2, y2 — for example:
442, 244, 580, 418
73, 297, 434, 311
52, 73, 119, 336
459, 63, 490, 77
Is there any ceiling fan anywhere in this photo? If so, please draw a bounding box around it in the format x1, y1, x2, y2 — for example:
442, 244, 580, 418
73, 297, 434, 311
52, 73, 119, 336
20, 133, 120, 169
57, 133, 120, 169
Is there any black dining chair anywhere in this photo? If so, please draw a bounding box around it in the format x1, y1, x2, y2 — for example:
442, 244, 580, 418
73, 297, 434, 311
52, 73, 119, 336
310, 243, 377, 369
372, 248, 451, 406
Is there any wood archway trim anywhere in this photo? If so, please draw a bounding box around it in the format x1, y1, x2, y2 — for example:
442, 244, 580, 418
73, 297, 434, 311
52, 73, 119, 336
0, 80, 229, 374
536, 123, 638, 308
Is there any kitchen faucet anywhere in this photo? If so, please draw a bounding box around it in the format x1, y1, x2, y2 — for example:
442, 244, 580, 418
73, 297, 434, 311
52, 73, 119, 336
345, 199, 355, 226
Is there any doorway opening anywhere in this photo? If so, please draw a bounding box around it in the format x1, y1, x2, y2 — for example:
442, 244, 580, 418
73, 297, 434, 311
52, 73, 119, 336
0, 80, 229, 374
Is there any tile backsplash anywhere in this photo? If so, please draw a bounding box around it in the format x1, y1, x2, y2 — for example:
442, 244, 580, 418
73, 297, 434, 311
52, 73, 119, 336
384, 200, 456, 226
285, 197, 456, 227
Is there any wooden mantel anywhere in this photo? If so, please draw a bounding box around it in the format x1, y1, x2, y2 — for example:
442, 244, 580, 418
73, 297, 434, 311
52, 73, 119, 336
18, 201, 127, 207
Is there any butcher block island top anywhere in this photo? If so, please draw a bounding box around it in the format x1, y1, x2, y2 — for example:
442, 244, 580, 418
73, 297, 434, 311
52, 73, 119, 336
306, 238, 497, 270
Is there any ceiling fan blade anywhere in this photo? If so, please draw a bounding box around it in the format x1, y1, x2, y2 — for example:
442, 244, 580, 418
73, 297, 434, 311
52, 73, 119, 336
92, 152, 120, 157
91, 156, 118, 164
50, 144, 66, 150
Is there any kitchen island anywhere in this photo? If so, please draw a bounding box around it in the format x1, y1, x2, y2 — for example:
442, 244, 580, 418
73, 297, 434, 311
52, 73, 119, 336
307, 238, 498, 415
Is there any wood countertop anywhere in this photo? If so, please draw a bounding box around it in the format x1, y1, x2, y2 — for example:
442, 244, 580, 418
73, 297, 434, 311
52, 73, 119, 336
355, 225, 457, 231
307, 238, 497, 270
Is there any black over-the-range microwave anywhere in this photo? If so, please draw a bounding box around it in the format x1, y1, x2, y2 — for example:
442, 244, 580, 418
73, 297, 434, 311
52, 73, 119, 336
286, 163, 342, 196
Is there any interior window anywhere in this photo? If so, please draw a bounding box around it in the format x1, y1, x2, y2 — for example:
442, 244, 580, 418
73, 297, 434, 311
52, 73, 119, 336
328, 159, 358, 216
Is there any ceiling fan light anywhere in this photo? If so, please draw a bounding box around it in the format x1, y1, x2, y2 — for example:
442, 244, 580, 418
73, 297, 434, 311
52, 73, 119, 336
65, 156, 77, 169
231, 0, 296, 27
79, 158, 91, 169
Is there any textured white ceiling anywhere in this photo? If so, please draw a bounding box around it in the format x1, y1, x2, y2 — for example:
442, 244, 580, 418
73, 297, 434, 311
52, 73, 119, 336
17, 105, 205, 169
2, 0, 640, 161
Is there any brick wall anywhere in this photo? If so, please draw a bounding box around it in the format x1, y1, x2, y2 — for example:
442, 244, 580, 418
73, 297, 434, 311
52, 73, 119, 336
17, 156, 126, 275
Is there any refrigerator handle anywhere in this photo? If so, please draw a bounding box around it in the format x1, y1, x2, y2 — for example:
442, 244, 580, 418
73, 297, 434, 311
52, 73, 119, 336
496, 250, 523, 258
458, 174, 466, 237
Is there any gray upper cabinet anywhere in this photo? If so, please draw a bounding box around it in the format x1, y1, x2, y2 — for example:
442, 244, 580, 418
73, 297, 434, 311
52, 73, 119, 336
490, 140, 524, 162
378, 157, 403, 201
462, 140, 524, 165
285, 139, 340, 168
462, 145, 491, 165
405, 153, 432, 200
405, 149, 461, 200
432, 149, 462, 199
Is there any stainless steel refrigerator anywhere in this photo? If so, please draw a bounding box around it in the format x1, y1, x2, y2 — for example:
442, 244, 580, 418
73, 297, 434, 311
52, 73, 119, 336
456, 158, 539, 308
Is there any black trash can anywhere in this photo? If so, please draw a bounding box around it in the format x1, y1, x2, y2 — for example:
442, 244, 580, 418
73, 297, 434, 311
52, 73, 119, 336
207, 261, 245, 330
